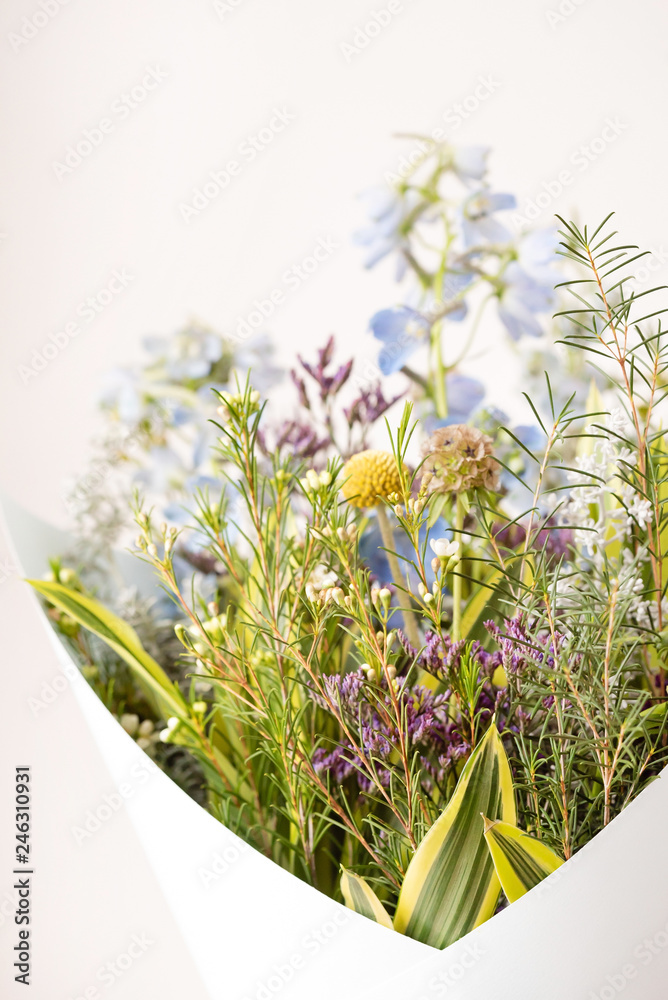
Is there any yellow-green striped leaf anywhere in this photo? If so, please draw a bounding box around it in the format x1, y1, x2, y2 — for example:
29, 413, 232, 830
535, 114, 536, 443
393, 724, 515, 949
483, 816, 564, 903
340, 868, 393, 929
28, 579, 187, 719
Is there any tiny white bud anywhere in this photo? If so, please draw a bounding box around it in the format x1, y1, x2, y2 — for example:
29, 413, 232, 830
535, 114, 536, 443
306, 469, 321, 490
378, 588, 391, 609
120, 713, 139, 736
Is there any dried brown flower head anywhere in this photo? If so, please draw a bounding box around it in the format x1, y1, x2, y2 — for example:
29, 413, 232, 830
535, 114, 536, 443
420, 424, 499, 495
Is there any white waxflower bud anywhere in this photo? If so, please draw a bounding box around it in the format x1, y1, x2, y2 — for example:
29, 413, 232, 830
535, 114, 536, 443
418, 582, 428, 598
394, 504, 403, 517
424, 593, 434, 605
319, 470, 332, 487
337, 527, 348, 542
120, 713, 139, 736
378, 588, 391, 610
138, 719, 155, 737
306, 469, 321, 491
386, 665, 397, 680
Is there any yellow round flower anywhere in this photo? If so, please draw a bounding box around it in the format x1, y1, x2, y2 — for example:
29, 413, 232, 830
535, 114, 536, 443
341, 450, 403, 509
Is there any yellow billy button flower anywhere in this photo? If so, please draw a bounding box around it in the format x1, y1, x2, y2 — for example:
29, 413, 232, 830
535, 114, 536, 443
341, 450, 404, 509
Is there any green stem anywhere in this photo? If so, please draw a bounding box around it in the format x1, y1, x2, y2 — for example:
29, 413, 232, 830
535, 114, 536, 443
451, 494, 465, 642
432, 323, 448, 419
376, 504, 421, 649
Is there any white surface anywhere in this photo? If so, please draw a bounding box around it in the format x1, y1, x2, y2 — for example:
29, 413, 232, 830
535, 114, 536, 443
2, 0, 668, 521
3, 499, 668, 999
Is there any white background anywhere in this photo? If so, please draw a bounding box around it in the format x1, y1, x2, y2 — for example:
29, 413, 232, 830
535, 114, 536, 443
2, 0, 668, 521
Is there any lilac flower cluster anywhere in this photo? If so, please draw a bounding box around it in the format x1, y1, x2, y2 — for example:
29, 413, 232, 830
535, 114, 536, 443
312, 615, 572, 796
265, 335, 404, 462
312, 669, 469, 792
484, 616, 564, 676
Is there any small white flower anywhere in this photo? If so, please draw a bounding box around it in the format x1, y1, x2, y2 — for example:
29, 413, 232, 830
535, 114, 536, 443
626, 497, 653, 530
430, 537, 460, 560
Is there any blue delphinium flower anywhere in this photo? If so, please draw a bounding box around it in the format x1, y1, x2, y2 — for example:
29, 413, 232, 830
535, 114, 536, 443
451, 145, 490, 183
370, 306, 432, 375
496, 229, 558, 340
461, 189, 517, 248
99, 367, 143, 424
422, 374, 486, 432
143, 326, 223, 381
354, 187, 422, 273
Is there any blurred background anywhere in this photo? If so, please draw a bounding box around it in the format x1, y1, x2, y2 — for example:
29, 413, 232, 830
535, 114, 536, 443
1, 0, 668, 522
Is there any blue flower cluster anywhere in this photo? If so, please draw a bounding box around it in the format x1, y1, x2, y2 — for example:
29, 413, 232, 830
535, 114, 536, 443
357, 142, 561, 430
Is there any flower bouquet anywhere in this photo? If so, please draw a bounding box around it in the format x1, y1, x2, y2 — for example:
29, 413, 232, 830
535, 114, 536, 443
29, 142, 668, 952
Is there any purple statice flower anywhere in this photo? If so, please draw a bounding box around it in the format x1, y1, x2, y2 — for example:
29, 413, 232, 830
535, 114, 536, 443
312, 668, 468, 793
296, 336, 353, 403
485, 615, 565, 675
343, 381, 404, 436
258, 419, 330, 461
